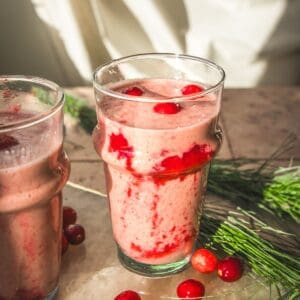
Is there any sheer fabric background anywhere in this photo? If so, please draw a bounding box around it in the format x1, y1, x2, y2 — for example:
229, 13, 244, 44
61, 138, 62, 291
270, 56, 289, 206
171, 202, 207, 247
1, 0, 299, 87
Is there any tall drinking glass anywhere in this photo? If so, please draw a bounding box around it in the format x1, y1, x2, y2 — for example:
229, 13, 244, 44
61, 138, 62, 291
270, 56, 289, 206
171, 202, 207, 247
93, 54, 225, 276
0, 76, 70, 299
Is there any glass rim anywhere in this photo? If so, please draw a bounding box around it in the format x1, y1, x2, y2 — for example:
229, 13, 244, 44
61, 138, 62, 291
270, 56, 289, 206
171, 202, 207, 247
0, 75, 64, 133
93, 53, 225, 103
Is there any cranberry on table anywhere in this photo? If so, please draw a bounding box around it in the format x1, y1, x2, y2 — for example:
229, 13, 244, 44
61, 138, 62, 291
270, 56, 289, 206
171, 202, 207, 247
181, 84, 204, 95
63, 206, 77, 228
123, 86, 144, 96
153, 103, 182, 114
176, 279, 205, 299
114, 290, 141, 300
191, 248, 218, 273
64, 224, 85, 245
217, 256, 244, 282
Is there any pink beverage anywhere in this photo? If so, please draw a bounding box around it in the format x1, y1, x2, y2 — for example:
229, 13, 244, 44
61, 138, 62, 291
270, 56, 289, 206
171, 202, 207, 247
93, 54, 225, 276
0, 77, 70, 299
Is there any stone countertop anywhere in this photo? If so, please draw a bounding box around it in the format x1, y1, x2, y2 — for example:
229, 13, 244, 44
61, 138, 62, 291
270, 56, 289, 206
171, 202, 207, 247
58, 87, 300, 299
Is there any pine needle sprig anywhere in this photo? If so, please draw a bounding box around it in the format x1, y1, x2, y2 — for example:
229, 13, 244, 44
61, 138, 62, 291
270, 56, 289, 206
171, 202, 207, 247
64, 94, 97, 134
262, 166, 300, 223
208, 135, 299, 222
200, 208, 300, 298
208, 159, 267, 204
32, 87, 97, 134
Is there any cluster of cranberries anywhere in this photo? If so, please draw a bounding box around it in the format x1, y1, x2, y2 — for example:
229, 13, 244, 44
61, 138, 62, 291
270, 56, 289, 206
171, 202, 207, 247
62, 206, 85, 255
123, 83, 204, 115
114, 249, 243, 300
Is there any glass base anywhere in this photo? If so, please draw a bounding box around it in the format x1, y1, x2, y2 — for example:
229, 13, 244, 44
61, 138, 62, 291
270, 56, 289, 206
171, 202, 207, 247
118, 247, 190, 277
45, 286, 58, 300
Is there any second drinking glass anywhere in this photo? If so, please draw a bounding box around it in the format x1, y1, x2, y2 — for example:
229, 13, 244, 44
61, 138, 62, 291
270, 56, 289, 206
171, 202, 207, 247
0, 76, 70, 299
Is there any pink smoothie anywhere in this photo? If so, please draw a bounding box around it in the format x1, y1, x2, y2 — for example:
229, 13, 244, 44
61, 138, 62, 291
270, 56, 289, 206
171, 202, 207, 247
0, 112, 69, 300
94, 79, 221, 265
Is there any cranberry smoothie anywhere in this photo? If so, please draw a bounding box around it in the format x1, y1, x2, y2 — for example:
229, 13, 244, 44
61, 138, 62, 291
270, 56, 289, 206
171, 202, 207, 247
94, 79, 221, 265
0, 112, 69, 299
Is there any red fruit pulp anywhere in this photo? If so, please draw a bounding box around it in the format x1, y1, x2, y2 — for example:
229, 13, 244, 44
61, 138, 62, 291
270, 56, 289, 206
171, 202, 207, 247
217, 256, 244, 282
109, 133, 133, 157
191, 248, 218, 273
156, 144, 213, 174
114, 290, 141, 300
177, 279, 205, 299
109, 133, 134, 171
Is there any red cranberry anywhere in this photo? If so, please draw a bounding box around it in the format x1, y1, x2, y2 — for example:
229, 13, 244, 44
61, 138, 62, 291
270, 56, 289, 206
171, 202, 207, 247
123, 86, 143, 96
191, 248, 218, 273
61, 233, 69, 255
0, 134, 19, 151
114, 290, 141, 300
177, 279, 205, 299
181, 84, 204, 95
217, 256, 244, 282
153, 103, 181, 114
64, 224, 85, 245
63, 206, 77, 228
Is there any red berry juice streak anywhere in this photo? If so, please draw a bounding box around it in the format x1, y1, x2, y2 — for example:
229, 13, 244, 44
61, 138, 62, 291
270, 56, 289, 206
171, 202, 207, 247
109, 133, 134, 171
154, 144, 214, 174
108, 132, 213, 260
0, 194, 63, 299
151, 194, 161, 231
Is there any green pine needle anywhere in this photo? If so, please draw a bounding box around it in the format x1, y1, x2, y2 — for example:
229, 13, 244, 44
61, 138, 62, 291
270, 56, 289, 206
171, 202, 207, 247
64, 94, 97, 134
32, 87, 97, 134
208, 159, 300, 223
201, 208, 300, 298
262, 167, 300, 223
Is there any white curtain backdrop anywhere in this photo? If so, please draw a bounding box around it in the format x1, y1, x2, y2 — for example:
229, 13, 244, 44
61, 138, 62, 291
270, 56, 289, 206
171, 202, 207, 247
3, 0, 300, 87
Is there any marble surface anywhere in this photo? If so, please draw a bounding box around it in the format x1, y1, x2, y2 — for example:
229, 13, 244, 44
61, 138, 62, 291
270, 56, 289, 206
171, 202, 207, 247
58, 86, 300, 299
